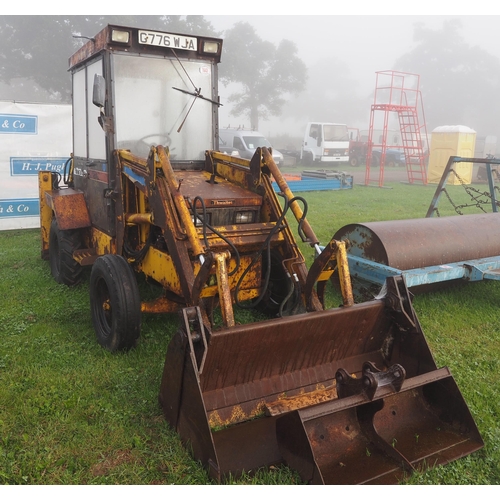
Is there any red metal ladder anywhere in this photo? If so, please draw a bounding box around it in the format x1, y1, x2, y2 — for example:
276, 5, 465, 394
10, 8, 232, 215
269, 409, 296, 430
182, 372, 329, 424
398, 106, 428, 184
364, 71, 429, 187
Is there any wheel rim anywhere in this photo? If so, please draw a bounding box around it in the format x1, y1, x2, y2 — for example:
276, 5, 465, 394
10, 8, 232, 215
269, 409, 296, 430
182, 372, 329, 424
93, 276, 112, 339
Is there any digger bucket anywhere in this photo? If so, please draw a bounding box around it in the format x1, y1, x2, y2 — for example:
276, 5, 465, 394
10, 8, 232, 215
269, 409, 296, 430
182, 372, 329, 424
276, 367, 482, 484
159, 276, 483, 484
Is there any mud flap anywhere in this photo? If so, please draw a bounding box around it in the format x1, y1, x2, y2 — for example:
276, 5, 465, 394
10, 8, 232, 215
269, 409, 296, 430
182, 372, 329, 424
276, 367, 484, 484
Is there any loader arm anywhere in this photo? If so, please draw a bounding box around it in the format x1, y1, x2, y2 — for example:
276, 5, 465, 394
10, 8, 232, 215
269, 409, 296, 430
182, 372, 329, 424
113, 146, 328, 326
261, 146, 354, 310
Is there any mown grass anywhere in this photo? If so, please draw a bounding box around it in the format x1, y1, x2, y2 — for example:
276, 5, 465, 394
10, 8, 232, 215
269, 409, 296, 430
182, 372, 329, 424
1, 173, 500, 485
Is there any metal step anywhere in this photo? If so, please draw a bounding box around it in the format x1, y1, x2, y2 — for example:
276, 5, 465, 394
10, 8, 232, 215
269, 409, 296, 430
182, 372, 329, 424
73, 248, 100, 266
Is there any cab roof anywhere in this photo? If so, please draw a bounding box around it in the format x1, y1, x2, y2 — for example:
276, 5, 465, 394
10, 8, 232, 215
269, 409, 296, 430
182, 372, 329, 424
69, 24, 223, 71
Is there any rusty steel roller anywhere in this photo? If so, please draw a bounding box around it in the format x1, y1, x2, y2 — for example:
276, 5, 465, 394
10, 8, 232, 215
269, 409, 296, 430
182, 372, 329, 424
334, 212, 500, 271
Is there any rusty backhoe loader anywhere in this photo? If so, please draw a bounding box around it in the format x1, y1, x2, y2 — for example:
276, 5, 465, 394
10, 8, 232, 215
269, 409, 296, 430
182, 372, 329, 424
38, 24, 483, 484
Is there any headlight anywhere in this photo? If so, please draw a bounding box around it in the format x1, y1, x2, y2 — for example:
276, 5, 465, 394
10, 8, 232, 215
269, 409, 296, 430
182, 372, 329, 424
202, 41, 220, 54
191, 213, 210, 226
235, 211, 255, 224
111, 29, 130, 44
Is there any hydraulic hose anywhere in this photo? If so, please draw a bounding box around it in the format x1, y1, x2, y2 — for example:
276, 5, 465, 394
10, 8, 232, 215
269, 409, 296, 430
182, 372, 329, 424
235, 193, 306, 314
190, 196, 241, 277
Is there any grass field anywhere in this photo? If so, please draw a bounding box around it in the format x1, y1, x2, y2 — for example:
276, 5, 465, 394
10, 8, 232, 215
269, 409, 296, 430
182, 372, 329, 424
1, 174, 500, 485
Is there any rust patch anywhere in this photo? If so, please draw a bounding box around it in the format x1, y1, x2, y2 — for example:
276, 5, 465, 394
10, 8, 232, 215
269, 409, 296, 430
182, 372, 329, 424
208, 402, 267, 430
88, 169, 109, 183
50, 189, 91, 230
265, 384, 338, 417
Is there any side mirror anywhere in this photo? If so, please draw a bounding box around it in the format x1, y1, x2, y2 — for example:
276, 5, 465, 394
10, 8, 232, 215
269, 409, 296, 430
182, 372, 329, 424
92, 74, 106, 108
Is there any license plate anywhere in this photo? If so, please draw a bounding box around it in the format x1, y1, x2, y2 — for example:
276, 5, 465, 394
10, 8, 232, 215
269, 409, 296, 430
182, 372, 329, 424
138, 30, 198, 51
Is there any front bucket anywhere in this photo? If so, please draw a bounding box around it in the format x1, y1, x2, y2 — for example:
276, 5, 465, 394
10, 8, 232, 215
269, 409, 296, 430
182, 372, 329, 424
276, 368, 483, 484
159, 277, 483, 483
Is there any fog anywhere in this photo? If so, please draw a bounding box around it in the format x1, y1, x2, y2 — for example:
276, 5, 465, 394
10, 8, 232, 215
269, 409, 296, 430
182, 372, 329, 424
2, 7, 499, 147
205, 11, 500, 143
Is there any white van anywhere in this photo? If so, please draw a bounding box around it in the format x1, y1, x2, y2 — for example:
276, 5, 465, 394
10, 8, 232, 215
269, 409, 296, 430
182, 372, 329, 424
219, 128, 284, 166
301, 122, 350, 164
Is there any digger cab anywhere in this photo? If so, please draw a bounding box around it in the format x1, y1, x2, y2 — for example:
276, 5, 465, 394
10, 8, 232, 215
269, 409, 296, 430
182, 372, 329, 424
67, 25, 223, 236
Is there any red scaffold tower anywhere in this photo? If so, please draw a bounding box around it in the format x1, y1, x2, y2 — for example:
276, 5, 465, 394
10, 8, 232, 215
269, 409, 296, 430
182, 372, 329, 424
365, 70, 430, 187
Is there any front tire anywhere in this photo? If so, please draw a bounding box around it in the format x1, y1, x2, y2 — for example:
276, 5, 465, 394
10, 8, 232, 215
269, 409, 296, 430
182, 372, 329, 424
90, 255, 141, 352
49, 218, 83, 286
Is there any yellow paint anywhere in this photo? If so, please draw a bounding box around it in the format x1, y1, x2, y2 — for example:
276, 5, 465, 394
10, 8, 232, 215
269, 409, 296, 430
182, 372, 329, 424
138, 247, 182, 295
89, 228, 115, 255
38, 171, 55, 257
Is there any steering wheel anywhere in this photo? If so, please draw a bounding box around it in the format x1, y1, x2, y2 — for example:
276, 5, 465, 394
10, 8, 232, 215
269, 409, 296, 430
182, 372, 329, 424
137, 133, 172, 149
136, 134, 172, 156
118, 133, 172, 158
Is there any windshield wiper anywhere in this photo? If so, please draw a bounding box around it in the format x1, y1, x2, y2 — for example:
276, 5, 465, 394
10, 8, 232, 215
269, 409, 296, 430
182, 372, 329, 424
172, 86, 221, 106
171, 49, 222, 132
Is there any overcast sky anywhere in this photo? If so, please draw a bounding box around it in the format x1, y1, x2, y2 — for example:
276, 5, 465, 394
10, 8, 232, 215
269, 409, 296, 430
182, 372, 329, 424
6, 4, 499, 136
203, 11, 500, 135
207, 14, 500, 89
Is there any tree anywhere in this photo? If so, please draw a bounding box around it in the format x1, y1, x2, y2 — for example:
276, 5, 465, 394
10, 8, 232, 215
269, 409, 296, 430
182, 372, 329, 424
280, 56, 370, 126
0, 16, 84, 102
219, 22, 307, 130
0, 16, 219, 103
394, 19, 500, 139
160, 15, 219, 36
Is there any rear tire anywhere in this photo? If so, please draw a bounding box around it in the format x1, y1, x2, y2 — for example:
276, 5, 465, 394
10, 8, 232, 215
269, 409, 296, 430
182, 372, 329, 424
49, 218, 83, 286
90, 254, 141, 352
